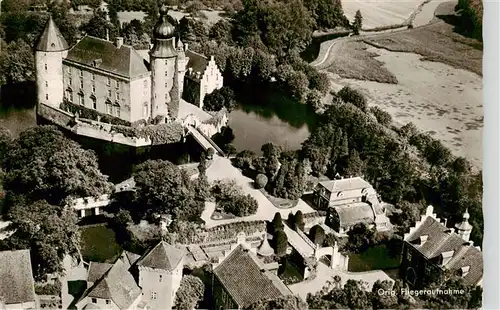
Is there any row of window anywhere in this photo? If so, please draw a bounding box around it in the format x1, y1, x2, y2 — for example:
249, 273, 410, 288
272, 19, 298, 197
66, 67, 121, 89
91, 298, 111, 305
65, 89, 121, 118
67, 77, 121, 100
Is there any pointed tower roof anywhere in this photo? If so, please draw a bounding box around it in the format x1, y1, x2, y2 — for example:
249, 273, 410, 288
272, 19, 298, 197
137, 241, 184, 272
36, 16, 69, 52
257, 235, 274, 257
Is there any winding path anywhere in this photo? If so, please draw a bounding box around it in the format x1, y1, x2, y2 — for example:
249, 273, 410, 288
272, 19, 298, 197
311, 0, 453, 68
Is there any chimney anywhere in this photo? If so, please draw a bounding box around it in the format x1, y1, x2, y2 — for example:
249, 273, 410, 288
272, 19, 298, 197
184, 43, 188, 51
210, 55, 214, 61
116, 37, 124, 48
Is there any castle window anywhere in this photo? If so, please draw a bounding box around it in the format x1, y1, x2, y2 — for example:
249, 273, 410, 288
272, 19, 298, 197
143, 102, 148, 118
114, 102, 120, 117
107, 77, 111, 86
115, 80, 119, 89
151, 291, 157, 300
105, 300, 111, 305
407, 250, 412, 262
44, 64, 47, 71
106, 100, 112, 114
165, 71, 168, 77
92, 74, 95, 81
78, 93, 84, 106
79, 70, 83, 77
69, 77, 72, 86
45, 81, 48, 88
108, 89, 112, 97
45, 94, 48, 100
80, 79, 84, 89
92, 84, 96, 93
67, 67, 71, 74
115, 92, 120, 101
66, 88, 73, 102
91, 298, 97, 304
159, 275, 162, 282
91, 96, 97, 109
51, 43, 55, 48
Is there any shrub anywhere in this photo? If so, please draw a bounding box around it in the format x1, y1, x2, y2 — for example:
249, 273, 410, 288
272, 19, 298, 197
255, 173, 268, 189
294, 210, 305, 231
221, 194, 258, 217
206, 148, 215, 159
60, 100, 130, 126
337, 86, 368, 112
370, 106, 392, 126
309, 224, 325, 245
274, 230, 288, 256
272, 212, 284, 232
35, 280, 62, 296
233, 150, 256, 169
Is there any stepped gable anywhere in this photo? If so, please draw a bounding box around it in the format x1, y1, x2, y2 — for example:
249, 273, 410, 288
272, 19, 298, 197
136, 241, 185, 271
36, 16, 69, 52
65, 36, 148, 78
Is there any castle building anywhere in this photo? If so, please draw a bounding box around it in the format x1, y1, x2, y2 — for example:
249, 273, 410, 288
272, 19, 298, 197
75, 241, 185, 310
35, 6, 223, 126
401, 206, 483, 289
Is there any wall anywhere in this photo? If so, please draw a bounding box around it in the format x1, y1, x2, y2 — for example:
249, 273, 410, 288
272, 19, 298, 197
5, 301, 37, 309
151, 56, 176, 118
62, 62, 131, 122
129, 74, 151, 122
138, 261, 183, 310
37, 102, 74, 127
199, 57, 223, 108
75, 297, 120, 310
36, 51, 65, 108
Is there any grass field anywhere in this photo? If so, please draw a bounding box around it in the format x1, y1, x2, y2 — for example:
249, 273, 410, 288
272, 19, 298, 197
348, 245, 401, 272
80, 224, 122, 263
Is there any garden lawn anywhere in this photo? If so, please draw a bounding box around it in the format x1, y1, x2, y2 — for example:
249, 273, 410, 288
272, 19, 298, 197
80, 224, 123, 263
348, 244, 401, 272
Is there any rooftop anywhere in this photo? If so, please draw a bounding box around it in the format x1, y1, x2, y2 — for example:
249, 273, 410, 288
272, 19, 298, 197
319, 177, 372, 193
334, 202, 376, 227
405, 216, 483, 286
0, 249, 36, 305
65, 36, 149, 78
213, 245, 291, 308
186, 50, 209, 76
36, 16, 69, 52
137, 241, 185, 271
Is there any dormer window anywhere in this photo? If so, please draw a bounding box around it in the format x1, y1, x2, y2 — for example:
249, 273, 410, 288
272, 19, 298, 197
92, 59, 102, 67
441, 250, 455, 266
51, 43, 55, 48
419, 235, 428, 245
460, 266, 470, 277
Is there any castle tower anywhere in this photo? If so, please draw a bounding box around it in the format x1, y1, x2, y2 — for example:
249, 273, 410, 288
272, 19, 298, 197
35, 16, 69, 108
455, 209, 473, 242
176, 38, 188, 98
149, 6, 179, 121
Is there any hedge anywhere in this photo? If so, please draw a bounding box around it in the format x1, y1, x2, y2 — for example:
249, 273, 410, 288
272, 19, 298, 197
60, 100, 130, 126
110, 122, 185, 145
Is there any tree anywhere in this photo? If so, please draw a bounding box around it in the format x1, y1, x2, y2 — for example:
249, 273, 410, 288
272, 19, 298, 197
178, 16, 208, 44
338, 149, 365, 178
2, 126, 113, 206
80, 9, 114, 40
261, 142, 283, 180
211, 180, 258, 216
303, 0, 350, 30
206, 148, 215, 160
371, 280, 398, 309
211, 126, 235, 150
246, 295, 308, 310
224, 143, 237, 157
353, 10, 363, 35
337, 86, 367, 112
0, 39, 35, 86
370, 106, 392, 126
274, 229, 288, 256
344, 223, 377, 253
2, 200, 80, 280
174, 275, 205, 310
272, 212, 284, 232
233, 150, 256, 170
133, 160, 202, 220
306, 89, 324, 111
255, 174, 268, 189
309, 225, 325, 245
294, 210, 305, 231
209, 19, 234, 45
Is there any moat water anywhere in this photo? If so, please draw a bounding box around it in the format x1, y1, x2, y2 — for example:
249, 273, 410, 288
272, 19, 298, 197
0, 91, 317, 182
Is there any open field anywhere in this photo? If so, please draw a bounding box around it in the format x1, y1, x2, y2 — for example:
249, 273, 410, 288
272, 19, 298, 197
342, 0, 423, 29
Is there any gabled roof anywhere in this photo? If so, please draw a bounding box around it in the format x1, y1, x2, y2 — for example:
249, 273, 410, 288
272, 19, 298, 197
319, 177, 372, 193
137, 241, 184, 272
87, 262, 113, 283
120, 251, 141, 267
213, 245, 290, 308
81, 258, 141, 309
0, 249, 36, 305
36, 16, 69, 52
405, 216, 483, 286
65, 36, 149, 78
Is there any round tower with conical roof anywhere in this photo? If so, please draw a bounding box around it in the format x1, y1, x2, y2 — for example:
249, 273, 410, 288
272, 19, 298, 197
149, 5, 179, 121
35, 16, 69, 108
455, 209, 473, 242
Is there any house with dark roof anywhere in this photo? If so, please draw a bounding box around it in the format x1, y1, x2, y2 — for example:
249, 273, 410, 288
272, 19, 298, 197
401, 205, 483, 289
212, 244, 293, 309
314, 177, 391, 234
0, 249, 38, 309
35, 6, 224, 128
75, 242, 185, 310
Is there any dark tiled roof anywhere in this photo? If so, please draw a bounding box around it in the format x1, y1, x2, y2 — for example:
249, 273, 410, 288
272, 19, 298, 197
36, 16, 69, 52
137, 241, 184, 272
65, 36, 149, 78
335, 203, 375, 227
185, 50, 208, 74
319, 177, 372, 193
0, 249, 36, 305
82, 258, 141, 309
213, 245, 289, 308
88, 262, 113, 283
121, 251, 141, 267
405, 216, 483, 286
